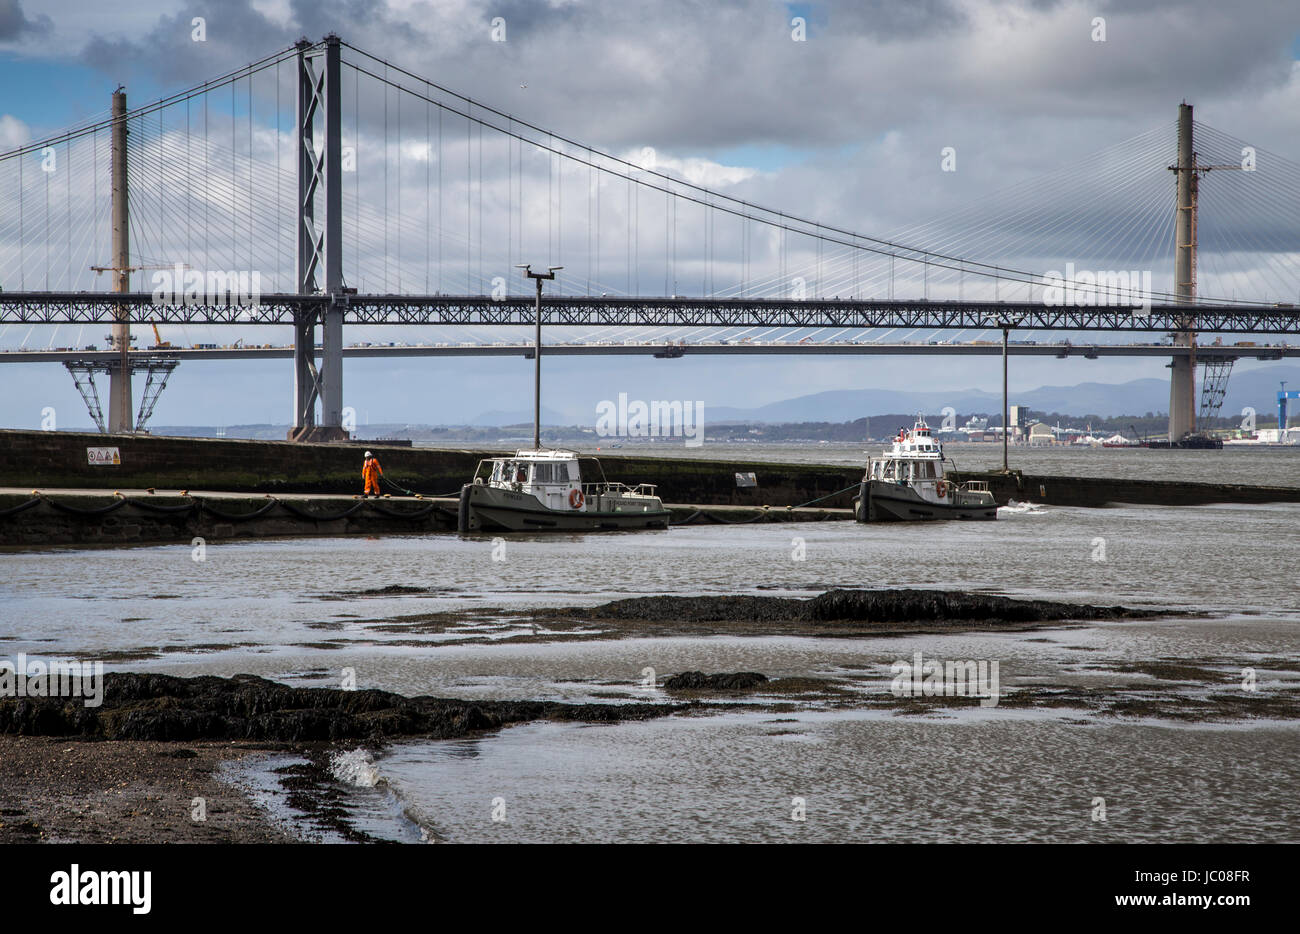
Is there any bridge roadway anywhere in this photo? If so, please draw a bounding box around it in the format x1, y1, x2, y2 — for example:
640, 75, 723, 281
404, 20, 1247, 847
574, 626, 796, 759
2, 293, 1299, 333
2, 340, 1295, 364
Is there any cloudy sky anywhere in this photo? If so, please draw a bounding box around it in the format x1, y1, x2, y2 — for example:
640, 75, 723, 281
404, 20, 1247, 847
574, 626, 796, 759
2, 0, 1300, 429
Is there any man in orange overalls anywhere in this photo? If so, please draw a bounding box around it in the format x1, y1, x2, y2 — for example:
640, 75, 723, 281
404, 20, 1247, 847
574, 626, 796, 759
362, 450, 383, 496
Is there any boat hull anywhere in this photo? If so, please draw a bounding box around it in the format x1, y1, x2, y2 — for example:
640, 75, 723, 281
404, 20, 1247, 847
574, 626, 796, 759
457, 484, 671, 533
1142, 436, 1224, 450
854, 481, 998, 522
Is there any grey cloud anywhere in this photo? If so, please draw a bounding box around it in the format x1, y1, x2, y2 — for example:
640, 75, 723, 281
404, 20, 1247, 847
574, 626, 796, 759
0, 0, 51, 40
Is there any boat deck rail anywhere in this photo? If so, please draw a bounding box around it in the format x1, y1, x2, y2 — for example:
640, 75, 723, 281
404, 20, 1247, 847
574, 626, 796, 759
584, 481, 660, 498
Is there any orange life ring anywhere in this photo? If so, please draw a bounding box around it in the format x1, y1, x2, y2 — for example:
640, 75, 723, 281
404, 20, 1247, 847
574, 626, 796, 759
936, 480, 947, 498
569, 488, 585, 509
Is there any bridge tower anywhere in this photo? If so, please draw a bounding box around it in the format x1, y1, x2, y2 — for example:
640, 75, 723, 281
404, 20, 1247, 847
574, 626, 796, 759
1168, 102, 1197, 442
107, 88, 132, 433
288, 35, 348, 442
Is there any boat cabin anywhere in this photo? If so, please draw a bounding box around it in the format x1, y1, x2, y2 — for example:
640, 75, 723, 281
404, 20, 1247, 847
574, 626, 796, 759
867, 419, 948, 484
483, 449, 584, 510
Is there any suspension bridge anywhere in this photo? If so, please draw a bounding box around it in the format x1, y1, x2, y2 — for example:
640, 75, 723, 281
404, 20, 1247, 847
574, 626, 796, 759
2, 35, 1298, 438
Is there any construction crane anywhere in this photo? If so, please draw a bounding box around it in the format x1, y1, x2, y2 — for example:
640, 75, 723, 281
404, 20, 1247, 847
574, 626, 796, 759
90, 262, 185, 350
72, 261, 187, 433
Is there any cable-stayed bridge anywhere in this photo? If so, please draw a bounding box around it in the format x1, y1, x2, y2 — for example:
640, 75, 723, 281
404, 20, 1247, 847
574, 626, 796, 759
2, 35, 1298, 437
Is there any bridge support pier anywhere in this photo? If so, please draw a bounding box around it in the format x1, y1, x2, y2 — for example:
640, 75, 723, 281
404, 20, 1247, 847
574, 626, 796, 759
108, 88, 133, 433
1168, 102, 1199, 441
1168, 354, 1195, 440
288, 34, 349, 443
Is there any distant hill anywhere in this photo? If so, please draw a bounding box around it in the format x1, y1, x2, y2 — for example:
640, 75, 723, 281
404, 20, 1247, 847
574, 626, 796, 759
465, 405, 573, 427
138, 364, 1300, 431
694, 365, 1300, 423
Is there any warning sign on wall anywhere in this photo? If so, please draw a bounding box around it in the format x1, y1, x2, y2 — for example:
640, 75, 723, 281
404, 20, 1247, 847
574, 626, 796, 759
87, 447, 121, 466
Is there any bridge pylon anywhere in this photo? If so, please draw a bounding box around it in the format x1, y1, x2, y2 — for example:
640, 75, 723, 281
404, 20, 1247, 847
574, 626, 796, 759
1167, 102, 1246, 442
1168, 102, 1197, 442
107, 88, 133, 432
288, 34, 348, 442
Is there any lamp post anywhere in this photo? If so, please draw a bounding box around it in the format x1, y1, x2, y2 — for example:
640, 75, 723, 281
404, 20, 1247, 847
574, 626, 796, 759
516, 264, 562, 451
989, 314, 1025, 473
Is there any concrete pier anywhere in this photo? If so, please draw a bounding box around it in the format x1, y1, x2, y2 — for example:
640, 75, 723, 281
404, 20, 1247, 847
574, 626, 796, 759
0, 489, 855, 547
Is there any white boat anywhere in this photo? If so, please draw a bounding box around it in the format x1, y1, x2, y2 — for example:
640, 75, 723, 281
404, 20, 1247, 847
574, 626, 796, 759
1223, 428, 1300, 446
457, 449, 669, 532
853, 417, 998, 522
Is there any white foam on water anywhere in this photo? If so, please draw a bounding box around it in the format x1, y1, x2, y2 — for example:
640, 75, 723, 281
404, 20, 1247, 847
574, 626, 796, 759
330, 747, 382, 788
1000, 500, 1047, 515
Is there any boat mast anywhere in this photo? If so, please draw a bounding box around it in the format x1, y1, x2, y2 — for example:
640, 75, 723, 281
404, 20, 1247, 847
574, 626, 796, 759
517, 264, 562, 451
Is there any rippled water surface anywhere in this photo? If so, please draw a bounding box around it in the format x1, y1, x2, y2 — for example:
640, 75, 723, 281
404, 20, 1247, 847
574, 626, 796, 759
423, 440, 1300, 487
3, 493, 1298, 843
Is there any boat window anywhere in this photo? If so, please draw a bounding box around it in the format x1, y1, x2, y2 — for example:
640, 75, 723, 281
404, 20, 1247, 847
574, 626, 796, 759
532, 462, 556, 484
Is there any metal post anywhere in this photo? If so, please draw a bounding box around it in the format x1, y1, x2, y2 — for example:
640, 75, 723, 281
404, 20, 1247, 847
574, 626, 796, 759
518, 264, 562, 451
534, 276, 543, 451
1002, 325, 1009, 472
108, 89, 132, 433
1169, 102, 1197, 441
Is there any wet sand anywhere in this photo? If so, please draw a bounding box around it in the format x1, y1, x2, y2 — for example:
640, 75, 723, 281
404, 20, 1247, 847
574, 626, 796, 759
0, 736, 293, 843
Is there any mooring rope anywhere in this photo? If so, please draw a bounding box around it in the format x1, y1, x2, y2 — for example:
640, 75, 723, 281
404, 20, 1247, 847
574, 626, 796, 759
194, 498, 280, 522
0, 497, 43, 519
275, 497, 371, 522
380, 474, 463, 499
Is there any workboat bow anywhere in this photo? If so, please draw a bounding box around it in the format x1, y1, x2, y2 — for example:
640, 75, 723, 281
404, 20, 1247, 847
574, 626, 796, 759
457, 449, 670, 532
854, 417, 998, 522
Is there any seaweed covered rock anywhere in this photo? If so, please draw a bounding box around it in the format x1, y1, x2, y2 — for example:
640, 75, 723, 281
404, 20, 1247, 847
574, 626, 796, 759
663, 671, 769, 691
587, 595, 806, 623
807, 588, 1146, 624
0, 672, 680, 742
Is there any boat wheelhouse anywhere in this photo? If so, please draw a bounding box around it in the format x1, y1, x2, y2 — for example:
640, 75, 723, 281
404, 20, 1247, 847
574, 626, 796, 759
853, 417, 998, 522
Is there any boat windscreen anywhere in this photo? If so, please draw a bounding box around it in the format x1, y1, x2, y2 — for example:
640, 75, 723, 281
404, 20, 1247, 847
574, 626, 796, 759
577, 457, 606, 484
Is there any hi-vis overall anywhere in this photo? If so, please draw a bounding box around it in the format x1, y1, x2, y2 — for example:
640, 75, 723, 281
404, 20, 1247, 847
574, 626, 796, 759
362, 456, 383, 495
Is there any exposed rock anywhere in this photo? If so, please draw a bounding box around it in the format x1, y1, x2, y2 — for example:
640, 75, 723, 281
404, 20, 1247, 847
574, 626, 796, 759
663, 671, 769, 691
558, 588, 1168, 628
0, 672, 681, 742
587, 595, 806, 623
806, 588, 1155, 624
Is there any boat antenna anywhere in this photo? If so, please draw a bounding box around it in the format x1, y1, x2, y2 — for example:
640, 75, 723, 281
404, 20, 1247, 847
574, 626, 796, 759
516, 264, 563, 451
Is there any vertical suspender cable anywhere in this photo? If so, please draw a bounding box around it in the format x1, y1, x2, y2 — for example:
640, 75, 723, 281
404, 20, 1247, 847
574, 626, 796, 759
437, 105, 442, 293
426, 96, 430, 293
478, 119, 483, 291
466, 104, 471, 290
397, 83, 402, 293
379, 69, 384, 291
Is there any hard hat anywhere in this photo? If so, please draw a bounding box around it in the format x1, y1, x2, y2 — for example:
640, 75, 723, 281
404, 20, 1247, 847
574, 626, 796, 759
364, 451, 372, 458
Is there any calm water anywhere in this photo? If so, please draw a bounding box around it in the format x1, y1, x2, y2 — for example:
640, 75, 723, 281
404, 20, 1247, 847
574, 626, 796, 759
3, 497, 1299, 842
420, 440, 1300, 487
